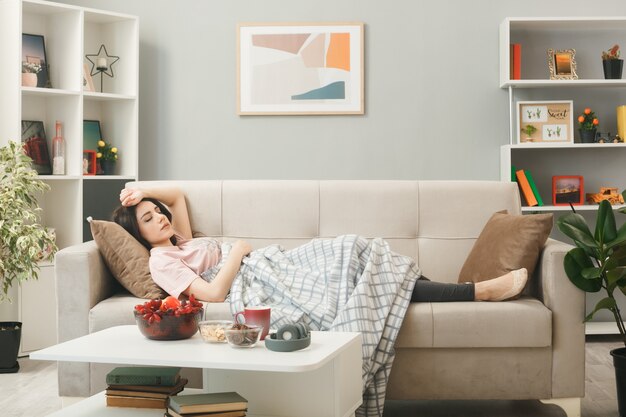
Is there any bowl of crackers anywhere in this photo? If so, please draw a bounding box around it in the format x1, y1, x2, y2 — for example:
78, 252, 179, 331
198, 320, 233, 343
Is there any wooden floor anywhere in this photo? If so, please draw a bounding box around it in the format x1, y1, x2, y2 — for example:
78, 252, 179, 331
1, 335, 623, 417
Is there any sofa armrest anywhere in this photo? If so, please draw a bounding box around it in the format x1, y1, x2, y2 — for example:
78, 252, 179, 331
56, 240, 117, 342
536, 237, 585, 398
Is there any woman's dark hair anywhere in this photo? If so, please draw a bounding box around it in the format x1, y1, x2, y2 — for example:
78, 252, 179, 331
112, 197, 176, 250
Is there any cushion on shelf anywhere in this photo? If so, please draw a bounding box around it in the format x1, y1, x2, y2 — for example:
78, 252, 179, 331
457, 210, 553, 292
88, 218, 166, 299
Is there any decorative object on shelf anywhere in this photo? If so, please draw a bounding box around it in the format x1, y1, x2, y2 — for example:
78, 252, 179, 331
82, 150, 96, 175
85, 44, 120, 93
22, 33, 50, 88
21, 61, 40, 87
510, 43, 521, 80
617, 105, 626, 142
0, 141, 57, 372
516, 100, 573, 144
82, 63, 95, 92
614, 134, 623, 143
237, 22, 364, 115
51, 120, 65, 175
20, 120, 51, 175
577, 107, 599, 143
96, 139, 118, 175
521, 124, 538, 142
547, 48, 578, 80
602, 44, 623, 79
552, 175, 584, 206
586, 187, 625, 205
596, 132, 612, 143
556, 197, 626, 417
133, 296, 203, 340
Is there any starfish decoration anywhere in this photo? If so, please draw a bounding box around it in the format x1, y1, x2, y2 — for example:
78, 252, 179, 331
85, 44, 120, 78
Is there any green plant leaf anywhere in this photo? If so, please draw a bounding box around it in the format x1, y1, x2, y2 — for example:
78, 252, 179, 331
564, 248, 603, 292
608, 245, 626, 266
581, 267, 601, 279
595, 200, 617, 244
607, 268, 626, 292
556, 213, 599, 249
584, 297, 617, 322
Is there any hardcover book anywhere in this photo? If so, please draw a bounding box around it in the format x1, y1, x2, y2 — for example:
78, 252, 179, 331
167, 408, 247, 417
106, 394, 167, 409
515, 169, 538, 207
107, 378, 188, 395
106, 366, 181, 386
524, 170, 544, 206
168, 392, 248, 414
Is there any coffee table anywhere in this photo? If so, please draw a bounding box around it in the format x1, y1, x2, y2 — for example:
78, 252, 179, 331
31, 325, 362, 417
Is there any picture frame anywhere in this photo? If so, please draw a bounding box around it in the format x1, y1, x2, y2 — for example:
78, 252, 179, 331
83, 120, 104, 174
237, 22, 364, 115
22, 33, 50, 88
547, 48, 578, 80
21, 120, 52, 175
83, 63, 95, 92
517, 100, 574, 144
553, 175, 584, 206
82, 150, 97, 175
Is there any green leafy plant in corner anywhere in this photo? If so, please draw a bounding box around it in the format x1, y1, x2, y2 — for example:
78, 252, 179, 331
556, 197, 626, 347
0, 141, 57, 302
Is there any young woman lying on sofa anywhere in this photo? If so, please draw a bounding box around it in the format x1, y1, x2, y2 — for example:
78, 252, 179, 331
114, 187, 528, 304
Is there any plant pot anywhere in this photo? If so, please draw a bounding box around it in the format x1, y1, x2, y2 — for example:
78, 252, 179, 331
100, 159, 116, 175
0, 322, 21, 373
21, 73, 37, 87
603, 59, 624, 79
579, 128, 597, 143
612, 347, 626, 417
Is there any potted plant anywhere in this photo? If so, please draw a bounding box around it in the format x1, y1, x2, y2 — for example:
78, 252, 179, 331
96, 139, 118, 175
0, 141, 57, 373
577, 107, 599, 143
556, 198, 626, 416
521, 124, 537, 142
602, 44, 623, 79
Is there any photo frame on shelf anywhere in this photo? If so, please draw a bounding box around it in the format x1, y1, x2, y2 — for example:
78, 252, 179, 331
83, 63, 95, 92
83, 120, 103, 174
517, 100, 574, 144
237, 22, 364, 115
553, 175, 584, 206
21, 120, 52, 175
22, 33, 50, 88
82, 150, 97, 175
547, 48, 578, 80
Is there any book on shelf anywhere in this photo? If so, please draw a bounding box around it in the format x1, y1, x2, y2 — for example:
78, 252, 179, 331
524, 170, 544, 206
168, 392, 248, 414
106, 394, 167, 409
106, 378, 188, 397
106, 378, 188, 394
106, 366, 182, 386
515, 169, 538, 206
166, 408, 247, 417
510, 43, 521, 80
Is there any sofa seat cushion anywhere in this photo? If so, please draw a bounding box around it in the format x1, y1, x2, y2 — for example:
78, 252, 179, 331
89, 294, 233, 333
395, 296, 551, 348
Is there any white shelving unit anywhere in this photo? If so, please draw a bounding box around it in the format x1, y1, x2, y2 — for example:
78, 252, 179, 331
0, 0, 138, 353
499, 17, 626, 334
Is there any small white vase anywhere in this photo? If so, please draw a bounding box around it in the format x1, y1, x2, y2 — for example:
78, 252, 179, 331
22, 73, 37, 87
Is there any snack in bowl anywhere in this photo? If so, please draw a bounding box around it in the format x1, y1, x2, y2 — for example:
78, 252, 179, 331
225, 323, 263, 348
134, 294, 204, 340
198, 320, 233, 343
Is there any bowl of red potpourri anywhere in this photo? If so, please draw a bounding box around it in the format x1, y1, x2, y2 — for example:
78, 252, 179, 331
134, 295, 204, 340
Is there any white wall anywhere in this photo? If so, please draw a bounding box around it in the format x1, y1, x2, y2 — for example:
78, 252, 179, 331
53, 0, 626, 181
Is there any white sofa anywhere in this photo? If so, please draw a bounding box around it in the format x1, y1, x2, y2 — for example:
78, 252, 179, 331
55, 180, 585, 416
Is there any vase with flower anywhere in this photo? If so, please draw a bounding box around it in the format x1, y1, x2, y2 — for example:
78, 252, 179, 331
578, 107, 599, 143
96, 139, 118, 175
21, 61, 41, 87
602, 44, 623, 79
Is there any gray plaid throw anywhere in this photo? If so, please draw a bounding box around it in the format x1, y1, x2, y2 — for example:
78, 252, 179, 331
227, 235, 420, 416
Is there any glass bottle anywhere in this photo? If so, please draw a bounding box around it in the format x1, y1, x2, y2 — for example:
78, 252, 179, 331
52, 120, 65, 175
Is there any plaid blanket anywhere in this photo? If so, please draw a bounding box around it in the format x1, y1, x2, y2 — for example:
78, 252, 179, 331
227, 235, 420, 416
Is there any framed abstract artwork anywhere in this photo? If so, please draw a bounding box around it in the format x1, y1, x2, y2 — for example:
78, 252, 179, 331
237, 22, 364, 115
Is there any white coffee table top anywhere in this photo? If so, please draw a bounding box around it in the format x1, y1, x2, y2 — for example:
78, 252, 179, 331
31, 325, 361, 373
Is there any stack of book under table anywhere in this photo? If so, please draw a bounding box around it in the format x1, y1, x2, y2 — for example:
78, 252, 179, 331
105, 366, 187, 409
166, 392, 248, 417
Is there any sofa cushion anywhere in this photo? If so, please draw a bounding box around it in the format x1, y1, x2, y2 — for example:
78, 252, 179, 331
457, 211, 553, 285
88, 218, 167, 299
395, 296, 551, 348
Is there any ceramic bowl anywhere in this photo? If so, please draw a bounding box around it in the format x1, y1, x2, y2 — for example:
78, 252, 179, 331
198, 320, 233, 343
134, 309, 203, 341
225, 325, 263, 348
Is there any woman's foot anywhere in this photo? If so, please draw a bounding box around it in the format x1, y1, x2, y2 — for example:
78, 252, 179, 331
474, 268, 528, 301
